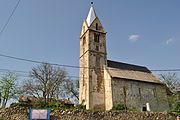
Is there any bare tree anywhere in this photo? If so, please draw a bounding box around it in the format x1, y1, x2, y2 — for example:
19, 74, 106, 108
23, 63, 67, 102
22, 79, 41, 98
159, 72, 180, 107
159, 72, 180, 92
64, 79, 79, 101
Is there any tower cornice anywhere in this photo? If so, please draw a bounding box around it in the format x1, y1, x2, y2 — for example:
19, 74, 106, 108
80, 27, 106, 39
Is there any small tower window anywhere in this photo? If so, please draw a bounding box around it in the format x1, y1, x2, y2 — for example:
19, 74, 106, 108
83, 36, 86, 45
96, 45, 99, 51
96, 23, 98, 30
94, 33, 100, 43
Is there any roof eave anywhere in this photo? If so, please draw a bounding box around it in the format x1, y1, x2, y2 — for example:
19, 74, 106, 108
112, 77, 164, 85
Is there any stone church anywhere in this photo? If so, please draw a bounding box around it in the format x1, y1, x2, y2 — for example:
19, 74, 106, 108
79, 5, 169, 111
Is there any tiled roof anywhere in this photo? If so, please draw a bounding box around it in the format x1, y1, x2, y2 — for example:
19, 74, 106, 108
107, 60, 151, 73
107, 60, 162, 84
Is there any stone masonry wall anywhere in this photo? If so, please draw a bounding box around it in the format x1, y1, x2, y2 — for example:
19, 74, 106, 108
0, 108, 177, 120
112, 78, 169, 112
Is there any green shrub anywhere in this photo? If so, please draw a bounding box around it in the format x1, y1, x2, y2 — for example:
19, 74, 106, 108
32, 101, 48, 108
0, 117, 5, 120
11, 100, 75, 111
10, 102, 32, 108
112, 103, 127, 110
32, 101, 74, 110
74, 104, 86, 110
128, 107, 139, 112
169, 101, 180, 115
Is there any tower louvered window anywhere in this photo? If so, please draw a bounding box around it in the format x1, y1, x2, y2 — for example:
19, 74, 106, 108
94, 33, 100, 43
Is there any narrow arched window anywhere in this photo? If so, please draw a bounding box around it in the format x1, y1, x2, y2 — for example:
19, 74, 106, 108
83, 36, 86, 45
96, 23, 98, 30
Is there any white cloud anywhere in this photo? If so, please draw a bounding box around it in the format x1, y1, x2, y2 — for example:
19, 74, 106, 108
166, 38, 173, 45
128, 34, 140, 42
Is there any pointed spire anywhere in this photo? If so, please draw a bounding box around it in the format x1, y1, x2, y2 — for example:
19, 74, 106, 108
86, 3, 97, 27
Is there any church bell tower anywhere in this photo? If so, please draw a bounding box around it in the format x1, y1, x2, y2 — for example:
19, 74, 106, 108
79, 4, 107, 110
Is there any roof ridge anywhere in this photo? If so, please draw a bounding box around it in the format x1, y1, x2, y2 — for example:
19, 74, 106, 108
107, 59, 151, 73
107, 59, 146, 68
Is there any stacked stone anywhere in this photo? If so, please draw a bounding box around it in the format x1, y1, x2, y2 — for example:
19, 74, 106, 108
0, 108, 28, 120
0, 108, 177, 120
50, 110, 176, 120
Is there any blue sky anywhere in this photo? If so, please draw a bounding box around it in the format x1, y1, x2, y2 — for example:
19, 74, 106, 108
0, 0, 180, 78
